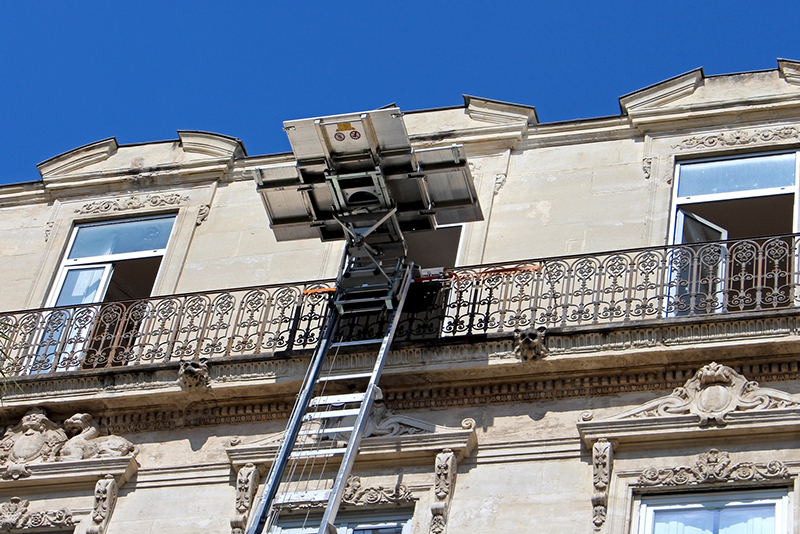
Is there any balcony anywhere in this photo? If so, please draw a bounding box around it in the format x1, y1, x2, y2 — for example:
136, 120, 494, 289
2, 234, 799, 377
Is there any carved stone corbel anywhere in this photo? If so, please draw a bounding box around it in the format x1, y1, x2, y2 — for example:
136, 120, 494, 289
196, 204, 211, 225
87, 475, 118, 534
178, 358, 211, 391
429, 449, 456, 534
231, 463, 260, 534
591, 439, 613, 531
513, 327, 547, 361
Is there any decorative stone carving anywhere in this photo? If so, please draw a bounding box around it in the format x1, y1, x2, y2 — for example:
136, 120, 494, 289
638, 449, 789, 487
87, 475, 118, 534
493, 174, 507, 195
196, 204, 211, 225
430, 449, 456, 534
591, 439, 613, 531
642, 158, 652, 179
179, 358, 211, 390
363, 397, 433, 438
593, 362, 800, 426
0, 497, 73, 531
0, 408, 67, 479
513, 326, 547, 361
231, 463, 260, 534
674, 126, 800, 150
59, 413, 137, 461
74, 193, 189, 215
342, 476, 414, 506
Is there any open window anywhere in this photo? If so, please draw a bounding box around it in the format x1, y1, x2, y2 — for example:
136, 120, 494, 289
31, 214, 176, 373
636, 490, 789, 534
669, 152, 800, 314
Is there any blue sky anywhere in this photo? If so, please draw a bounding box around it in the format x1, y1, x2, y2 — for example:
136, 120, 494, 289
0, 1, 798, 185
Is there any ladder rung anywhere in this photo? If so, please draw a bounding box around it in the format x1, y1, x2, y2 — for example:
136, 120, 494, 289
303, 408, 361, 420
317, 372, 373, 382
330, 338, 384, 348
299, 426, 355, 436
290, 447, 347, 459
274, 489, 331, 505
310, 393, 366, 406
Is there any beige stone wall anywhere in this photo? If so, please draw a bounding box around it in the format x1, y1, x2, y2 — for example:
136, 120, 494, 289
0, 201, 53, 311
176, 180, 342, 293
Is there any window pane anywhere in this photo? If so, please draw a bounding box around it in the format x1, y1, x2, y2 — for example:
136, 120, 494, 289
678, 153, 795, 197
653, 509, 714, 534
55, 267, 107, 306
68, 216, 176, 259
719, 504, 774, 534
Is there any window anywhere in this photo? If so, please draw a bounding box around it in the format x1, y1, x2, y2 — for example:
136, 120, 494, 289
637, 491, 789, 534
30, 215, 176, 373
48, 214, 176, 307
269, 512, 412, 534
671, 152, 799, 244
669, 152, 800, 314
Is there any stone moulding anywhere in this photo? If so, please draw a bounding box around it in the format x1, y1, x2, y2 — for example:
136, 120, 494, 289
0, 497, 73, 531
230, 463, 259, 534
636, 449, 789, 487
578, 362, 800, 446
592, 439, 613, 531
342, 476, 414, 507
429, 450, 456, 534
227, 417, 477, 471
88, 475, 118, 534
272, 476, 416, 513
673, 125, 800, 150
74, 193, 190, 214
0, 456, 137, 492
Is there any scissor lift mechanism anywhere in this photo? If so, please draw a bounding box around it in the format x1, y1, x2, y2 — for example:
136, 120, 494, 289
249, 107, 482, 534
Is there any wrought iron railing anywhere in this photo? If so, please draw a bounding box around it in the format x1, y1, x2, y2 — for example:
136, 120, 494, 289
2, 234, 799, 376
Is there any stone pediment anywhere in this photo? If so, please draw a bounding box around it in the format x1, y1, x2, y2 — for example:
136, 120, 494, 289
578, 362, 800, 446
37, 131, 245, 183
619, 61, 800, 129
619, 68, 705, 114
0, 408, 138, 490
463, 96, 538, 125
226, 403, 477, 470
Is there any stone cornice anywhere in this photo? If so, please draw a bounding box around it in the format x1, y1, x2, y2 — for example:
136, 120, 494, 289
578, 361, 800, 448
4, 312, 800, 434
517, 116, 638, 149
0, 456, 137, 492
0, 182, 49, 207
226, 421, 476, 471
625, 93, 800, 132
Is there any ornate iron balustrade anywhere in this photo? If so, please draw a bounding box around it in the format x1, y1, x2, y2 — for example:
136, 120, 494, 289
1, 234, 799, 376
0, 281, 333, 376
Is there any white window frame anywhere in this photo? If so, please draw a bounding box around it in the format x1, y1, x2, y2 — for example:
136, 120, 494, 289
269, 511, 413, 534
669, 150, 800, 246
46, 213, 177, 307
635, 489, 790, 534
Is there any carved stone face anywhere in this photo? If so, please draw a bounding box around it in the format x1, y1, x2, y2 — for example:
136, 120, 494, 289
20, 411, 46, 434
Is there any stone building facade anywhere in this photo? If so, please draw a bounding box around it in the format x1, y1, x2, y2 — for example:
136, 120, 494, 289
2, 60, 800, 533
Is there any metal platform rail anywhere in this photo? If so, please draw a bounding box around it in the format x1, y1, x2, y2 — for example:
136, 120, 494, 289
2, 233, 799, 376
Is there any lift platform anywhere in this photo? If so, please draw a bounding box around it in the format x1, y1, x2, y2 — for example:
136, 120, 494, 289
248, 107, 482, 534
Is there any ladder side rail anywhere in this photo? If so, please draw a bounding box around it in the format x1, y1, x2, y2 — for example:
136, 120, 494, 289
317, 265, 415, 534
246, 307, 341, 534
